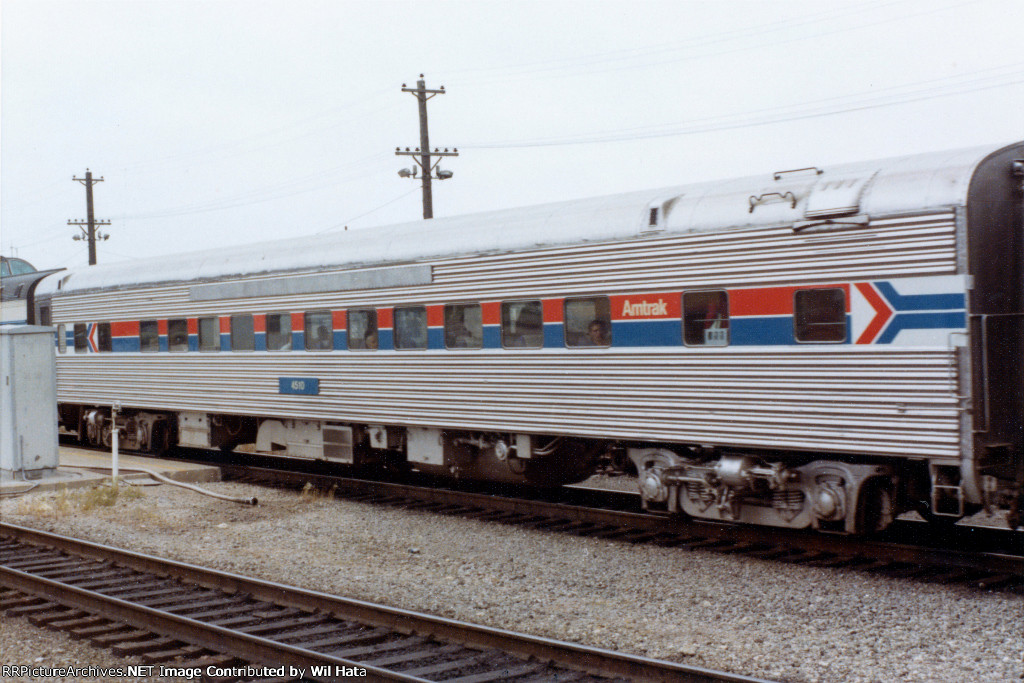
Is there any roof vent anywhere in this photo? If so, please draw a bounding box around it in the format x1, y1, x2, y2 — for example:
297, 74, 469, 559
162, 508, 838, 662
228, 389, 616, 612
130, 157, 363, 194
804, 172, 877, 219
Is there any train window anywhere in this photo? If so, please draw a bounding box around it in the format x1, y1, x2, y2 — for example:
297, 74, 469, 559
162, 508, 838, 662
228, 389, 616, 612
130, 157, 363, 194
230, 314, 255, 351
168, 319, 189, 352
394, 306, 428, 350
304, 311, 333, 351
444, 303, 483, 349
38, 305, 51, 326
794, 288, 847, 343
564, 297, 611, 347
501, 300, 544, 348
266, 313, 292, 351
73, 324, 87, 352
347, 309, 378, 350
96, 323, 112, 352
140, 320, 160, 352
683, 290, 729, 346
198, 317, 220, 352
57, 324, 66, 354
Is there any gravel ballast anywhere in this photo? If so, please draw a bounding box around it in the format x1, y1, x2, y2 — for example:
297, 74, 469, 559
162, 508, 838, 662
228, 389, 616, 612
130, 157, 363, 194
1, 478, 1021, 683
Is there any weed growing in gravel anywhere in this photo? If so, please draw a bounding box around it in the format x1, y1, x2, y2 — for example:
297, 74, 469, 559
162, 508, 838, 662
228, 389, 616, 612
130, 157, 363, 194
76, 480, 143, 510
13, 481, 144, 518
298, 482, 337, 503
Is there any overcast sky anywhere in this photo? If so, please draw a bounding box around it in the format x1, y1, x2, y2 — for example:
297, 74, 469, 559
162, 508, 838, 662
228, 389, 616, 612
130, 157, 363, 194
2, 0, 1022, 271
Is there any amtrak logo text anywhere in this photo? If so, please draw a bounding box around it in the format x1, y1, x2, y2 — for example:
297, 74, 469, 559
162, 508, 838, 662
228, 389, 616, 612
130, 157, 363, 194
621, 299, 669, 317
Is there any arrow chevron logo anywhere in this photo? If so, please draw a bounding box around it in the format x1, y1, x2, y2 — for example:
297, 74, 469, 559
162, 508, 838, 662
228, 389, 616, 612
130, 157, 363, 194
86, 323, 99, 353
855, 281, 966, 344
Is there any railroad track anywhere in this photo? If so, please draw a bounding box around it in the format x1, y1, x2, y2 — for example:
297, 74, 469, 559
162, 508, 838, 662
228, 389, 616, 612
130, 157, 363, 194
219, 463, 1024, 594
0, 522, 770, 683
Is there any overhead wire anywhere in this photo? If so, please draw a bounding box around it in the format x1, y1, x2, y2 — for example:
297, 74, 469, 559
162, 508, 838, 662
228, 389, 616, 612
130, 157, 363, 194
3, 0, 1008, 257
109, 151, 394, 221
318, 187, 421, 234
442, 0, 968, 87
462, 63, 1024, 149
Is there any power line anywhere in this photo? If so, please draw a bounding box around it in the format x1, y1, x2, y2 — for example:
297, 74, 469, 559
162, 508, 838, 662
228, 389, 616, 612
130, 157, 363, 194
462, 64, 1024, 149
318, 187, 421, 234
442, 0, 965, 87
110, 152, 393, 221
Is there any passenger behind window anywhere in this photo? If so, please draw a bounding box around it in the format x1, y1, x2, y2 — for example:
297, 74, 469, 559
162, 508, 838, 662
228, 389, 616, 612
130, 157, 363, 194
444, 304, 482, 349
579, 319, 610, 346
347, 310, 378, 350
564, 296, 611, 347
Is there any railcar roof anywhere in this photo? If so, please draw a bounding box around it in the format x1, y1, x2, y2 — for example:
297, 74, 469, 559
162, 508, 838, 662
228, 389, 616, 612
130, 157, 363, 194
39, 142, 1017, 296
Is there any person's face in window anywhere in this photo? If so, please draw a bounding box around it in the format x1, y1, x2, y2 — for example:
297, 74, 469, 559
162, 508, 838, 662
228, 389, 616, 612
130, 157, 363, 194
588, 322, 606, 345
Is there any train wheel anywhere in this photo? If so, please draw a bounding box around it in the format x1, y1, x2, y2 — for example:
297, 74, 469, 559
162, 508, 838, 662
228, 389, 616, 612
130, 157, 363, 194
855, 479, 895, 534
149, 421, 171, 456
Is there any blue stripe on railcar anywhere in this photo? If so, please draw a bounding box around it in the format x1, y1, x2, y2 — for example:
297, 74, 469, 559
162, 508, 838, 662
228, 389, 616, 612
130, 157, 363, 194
731, 315, 853, 345
874, 283, 965, 311
543, 323, 564, 348
483, 325, 501, 349
113, 337, 140, 352
730, 317, 794, 346
427, 328, 445, 349
612, 320, 681, 347
876, 312, 967, 344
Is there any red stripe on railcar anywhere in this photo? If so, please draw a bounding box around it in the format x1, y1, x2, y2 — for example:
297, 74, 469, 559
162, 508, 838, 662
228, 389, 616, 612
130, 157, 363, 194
111, 320, 138, 337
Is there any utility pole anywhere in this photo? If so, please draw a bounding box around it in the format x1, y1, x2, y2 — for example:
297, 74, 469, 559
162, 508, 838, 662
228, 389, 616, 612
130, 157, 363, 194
396, 75, 458, 219
68, 169, 110, 265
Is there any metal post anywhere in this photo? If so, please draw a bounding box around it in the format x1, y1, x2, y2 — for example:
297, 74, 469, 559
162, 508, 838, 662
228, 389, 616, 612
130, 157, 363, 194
111, 402, 120, 483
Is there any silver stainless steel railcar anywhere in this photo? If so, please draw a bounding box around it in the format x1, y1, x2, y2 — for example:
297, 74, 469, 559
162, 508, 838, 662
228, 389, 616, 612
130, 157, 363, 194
33, 141, 1024, 532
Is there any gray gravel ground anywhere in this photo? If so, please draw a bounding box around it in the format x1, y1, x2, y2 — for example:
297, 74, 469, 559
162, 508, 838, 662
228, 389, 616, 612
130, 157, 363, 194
1, 477, 1021, 683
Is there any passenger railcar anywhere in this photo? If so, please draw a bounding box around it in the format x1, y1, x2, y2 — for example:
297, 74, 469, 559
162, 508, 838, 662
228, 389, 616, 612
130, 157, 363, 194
32, 141, 1024, 532
1, 257, 61, 326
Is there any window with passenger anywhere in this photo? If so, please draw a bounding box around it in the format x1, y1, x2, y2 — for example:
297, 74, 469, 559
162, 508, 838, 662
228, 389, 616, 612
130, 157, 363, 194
794, 288, 847, 342
304, 310, 333, 351
394, 306, 428, 350
168, 319, 189, 352
444, 303, 482, 349
266, 313, 292, 351
564, 297, 611, 347
501, 300, 544, 348
683, 290, 729, 346
347, 309, 378, 350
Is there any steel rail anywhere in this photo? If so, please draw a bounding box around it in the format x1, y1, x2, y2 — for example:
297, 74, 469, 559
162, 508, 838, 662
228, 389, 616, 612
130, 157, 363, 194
0, 564, 424, 683
218, 464, 1024, 585
1, 522, 772, 683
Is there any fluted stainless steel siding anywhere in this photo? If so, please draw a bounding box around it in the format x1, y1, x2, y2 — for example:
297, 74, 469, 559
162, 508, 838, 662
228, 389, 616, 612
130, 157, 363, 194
51, 212, 965, 458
